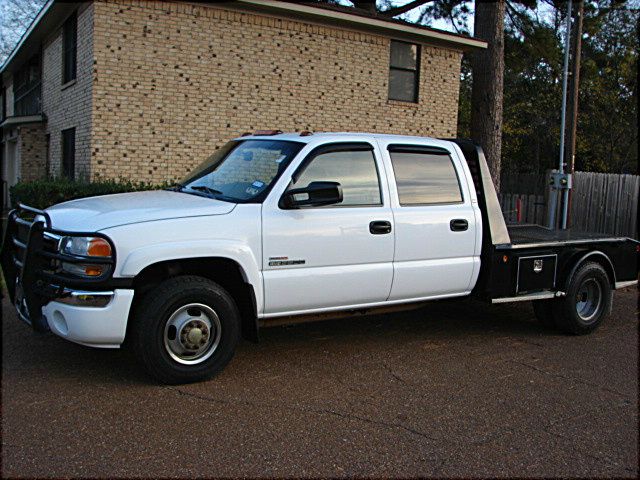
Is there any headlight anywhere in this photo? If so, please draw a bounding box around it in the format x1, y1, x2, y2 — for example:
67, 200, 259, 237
59, 236, 113, 278
61, 236, 112, 257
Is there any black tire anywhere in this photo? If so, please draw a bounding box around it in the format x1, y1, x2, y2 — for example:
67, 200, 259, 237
532, 300, 558, 329
132, 275, 240, 384
552, 262, 612, 335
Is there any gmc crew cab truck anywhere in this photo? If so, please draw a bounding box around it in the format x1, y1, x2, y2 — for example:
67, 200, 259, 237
2, 132, 638, 384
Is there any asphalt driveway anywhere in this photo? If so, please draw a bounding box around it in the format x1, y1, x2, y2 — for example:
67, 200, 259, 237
2, 288, 638, 478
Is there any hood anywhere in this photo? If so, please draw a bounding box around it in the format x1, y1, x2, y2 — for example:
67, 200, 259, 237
46, 190, 236, 231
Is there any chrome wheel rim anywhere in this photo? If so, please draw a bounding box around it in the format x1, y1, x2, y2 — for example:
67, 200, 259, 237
575, 279, 602, 323
163, 303, 222, 365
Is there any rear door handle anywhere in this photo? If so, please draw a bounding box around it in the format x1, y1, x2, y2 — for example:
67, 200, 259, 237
369, 220, 392, 235
450, 219, 468, 231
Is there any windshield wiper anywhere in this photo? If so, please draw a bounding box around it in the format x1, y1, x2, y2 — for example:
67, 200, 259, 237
189, 185, 223, 196
167, 183, 186, 192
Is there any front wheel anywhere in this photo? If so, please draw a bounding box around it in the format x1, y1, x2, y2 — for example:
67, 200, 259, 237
553, 262, 612, 335
132, 275, 240, 384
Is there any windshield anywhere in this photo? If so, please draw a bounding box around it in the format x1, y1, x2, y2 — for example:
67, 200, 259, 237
179, 139, 304, 202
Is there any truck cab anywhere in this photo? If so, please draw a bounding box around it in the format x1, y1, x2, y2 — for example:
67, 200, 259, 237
2, 132, 637, 384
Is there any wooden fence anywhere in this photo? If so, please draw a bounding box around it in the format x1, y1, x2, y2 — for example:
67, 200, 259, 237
499, 171, 639, 239
568, 172, 639, 238
499, 193, 546, 225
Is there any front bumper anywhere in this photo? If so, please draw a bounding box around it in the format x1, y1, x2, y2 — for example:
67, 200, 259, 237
1, 204, 134, 347
42, 289, 134, 348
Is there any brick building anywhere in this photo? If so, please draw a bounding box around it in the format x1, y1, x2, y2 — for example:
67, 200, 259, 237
0, 0, 485, 206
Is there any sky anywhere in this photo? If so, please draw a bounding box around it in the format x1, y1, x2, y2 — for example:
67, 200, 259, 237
335, 0, 467, 32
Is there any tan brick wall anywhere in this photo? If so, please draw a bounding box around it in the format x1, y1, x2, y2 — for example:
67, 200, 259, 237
91, 0, 462, 183
42, 2, 94, 180
16, 124, 48, 182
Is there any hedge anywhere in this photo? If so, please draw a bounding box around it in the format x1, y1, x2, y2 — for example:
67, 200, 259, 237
9, 178, 167, 210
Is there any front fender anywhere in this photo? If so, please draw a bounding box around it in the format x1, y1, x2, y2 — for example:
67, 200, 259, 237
118, 239, 263, 312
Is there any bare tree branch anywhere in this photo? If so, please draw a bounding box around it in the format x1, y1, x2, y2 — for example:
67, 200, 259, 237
379, 0, 434, 18
0, 0, 46, 64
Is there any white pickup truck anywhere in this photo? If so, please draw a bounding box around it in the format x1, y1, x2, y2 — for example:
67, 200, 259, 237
2, 132, 638, 383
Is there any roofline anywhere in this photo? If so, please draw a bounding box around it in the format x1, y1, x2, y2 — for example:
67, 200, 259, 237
0, 0, 55, 75
235, 0, 487, 50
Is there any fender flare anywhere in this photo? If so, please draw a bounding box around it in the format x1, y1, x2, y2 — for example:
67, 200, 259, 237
561, 250, 616, 291
118, 239, 263, 314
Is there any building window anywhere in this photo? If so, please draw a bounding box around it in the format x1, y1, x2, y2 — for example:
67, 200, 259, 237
45, 134, 51, 175
13, 55, 42, 116
1, 84, 6, 121
62, 128, 75, 180
389, 150, 463, 205
62, 13, 77, 84
388, 40, 420, 103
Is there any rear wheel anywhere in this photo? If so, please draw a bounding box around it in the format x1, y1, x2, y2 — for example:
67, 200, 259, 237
132, 275, 240, 384
553, 262, 612, 335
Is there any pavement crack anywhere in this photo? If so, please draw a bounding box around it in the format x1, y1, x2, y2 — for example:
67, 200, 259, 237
316, 407, 439, 442
382, 362, 411, 386
167, 386, 439, 443
542, 427, 623, 468
167, 386, 257, 408
509, 359, 632, 399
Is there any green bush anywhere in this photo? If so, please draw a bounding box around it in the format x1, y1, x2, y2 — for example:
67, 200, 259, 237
9, 178, 168, 210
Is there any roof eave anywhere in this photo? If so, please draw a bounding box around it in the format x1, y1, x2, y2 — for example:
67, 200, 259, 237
233, 0, 487, 50
0, 0, 54, 77
0, 0, 81, 80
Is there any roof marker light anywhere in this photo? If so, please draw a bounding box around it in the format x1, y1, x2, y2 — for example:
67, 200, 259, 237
254, 129, 282, 136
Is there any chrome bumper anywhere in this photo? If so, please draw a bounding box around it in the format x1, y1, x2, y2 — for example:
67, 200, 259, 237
54, 289, 115, 307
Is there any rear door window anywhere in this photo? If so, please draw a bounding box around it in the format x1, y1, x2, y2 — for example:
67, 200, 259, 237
389, 149, 463, 205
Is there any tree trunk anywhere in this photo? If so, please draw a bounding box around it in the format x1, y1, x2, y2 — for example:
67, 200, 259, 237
470, 0, 505, 192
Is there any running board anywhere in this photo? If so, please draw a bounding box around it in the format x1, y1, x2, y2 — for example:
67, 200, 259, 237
615, 280, 637, 290
492, 291, 565, 304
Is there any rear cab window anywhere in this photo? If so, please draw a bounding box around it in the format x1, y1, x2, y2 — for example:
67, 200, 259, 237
387, 145, 464, 206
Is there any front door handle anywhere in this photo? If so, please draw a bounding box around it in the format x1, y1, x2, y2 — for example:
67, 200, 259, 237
450, 219, 469, 232
369, 220, 392, 235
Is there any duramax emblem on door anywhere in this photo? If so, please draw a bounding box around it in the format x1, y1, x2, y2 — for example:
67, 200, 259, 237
268, 256, 306, 267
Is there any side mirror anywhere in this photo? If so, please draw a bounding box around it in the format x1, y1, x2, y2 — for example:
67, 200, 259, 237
281, 181, 343, 209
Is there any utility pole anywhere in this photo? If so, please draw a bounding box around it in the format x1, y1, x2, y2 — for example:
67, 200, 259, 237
547, 0, 572, 229
561, 0, 584, 229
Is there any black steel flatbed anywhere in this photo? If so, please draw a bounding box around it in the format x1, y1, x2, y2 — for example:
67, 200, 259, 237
451, 139, 638, 302
505, 224, 629, 249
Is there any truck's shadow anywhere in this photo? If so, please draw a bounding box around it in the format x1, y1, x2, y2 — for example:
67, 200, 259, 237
2, 297, 555, 386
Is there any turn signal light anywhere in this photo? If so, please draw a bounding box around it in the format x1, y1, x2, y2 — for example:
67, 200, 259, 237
84, 266, 104, 277
87, 238, 112, 257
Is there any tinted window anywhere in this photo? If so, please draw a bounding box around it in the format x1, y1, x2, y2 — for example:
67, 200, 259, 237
62, 127, 76, 180
389, 40, 419, 103
390, 151, 462, 205
291, 149, 381, 206
63, 13, 77, 83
